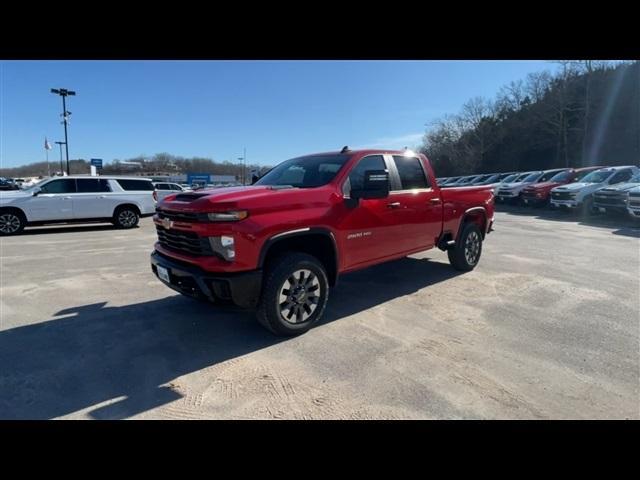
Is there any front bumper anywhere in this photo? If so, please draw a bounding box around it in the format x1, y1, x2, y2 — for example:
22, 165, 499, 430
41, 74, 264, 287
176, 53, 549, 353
550, 199, 579, 208
150, 250, 262, 309
521, 194, 547, 205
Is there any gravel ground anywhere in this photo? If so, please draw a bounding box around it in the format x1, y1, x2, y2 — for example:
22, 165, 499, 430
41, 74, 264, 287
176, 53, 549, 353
0, 207, 638, 419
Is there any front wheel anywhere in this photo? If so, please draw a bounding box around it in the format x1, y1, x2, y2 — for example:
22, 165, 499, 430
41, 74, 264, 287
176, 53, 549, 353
256, 252, 329, 336
448, 222, 483, 271
0, 210, 26, 236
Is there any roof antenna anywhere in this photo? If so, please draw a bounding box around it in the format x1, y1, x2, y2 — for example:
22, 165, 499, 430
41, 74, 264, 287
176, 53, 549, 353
340, 145, 349, 153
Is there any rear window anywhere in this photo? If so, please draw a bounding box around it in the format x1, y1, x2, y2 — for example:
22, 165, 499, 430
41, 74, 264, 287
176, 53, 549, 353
392, 156, 429, 190
116, 179, 154, 191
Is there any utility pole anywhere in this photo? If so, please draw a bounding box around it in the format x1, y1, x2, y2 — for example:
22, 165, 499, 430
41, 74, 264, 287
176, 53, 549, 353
51, 88, 76, 174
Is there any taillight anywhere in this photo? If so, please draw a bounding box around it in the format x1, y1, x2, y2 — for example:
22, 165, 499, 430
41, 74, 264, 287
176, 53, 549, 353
153, 190, 158, 201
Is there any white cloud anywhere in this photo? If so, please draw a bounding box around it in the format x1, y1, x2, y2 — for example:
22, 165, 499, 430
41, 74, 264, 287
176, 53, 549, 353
353, 132, 425, 150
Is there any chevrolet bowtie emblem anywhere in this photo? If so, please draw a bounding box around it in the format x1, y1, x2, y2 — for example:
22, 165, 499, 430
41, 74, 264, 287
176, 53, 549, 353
161, 218, 174, 229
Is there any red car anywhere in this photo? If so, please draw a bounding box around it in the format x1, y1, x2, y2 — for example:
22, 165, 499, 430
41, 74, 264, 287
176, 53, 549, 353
521, 166, 604, 206
150, 148, 495, 336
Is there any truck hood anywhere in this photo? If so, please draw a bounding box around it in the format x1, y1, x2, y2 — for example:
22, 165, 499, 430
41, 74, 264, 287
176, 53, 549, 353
159, 185, 334, 213
553, 182, 601, 192
523, 181, 561, 191
0, 190, 31, 201
597, 181, 640, 193
498, 181, 527, 189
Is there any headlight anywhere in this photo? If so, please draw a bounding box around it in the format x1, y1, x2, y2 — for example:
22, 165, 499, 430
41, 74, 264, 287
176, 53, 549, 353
209, 236, 235, 261
207, 210, 248, 222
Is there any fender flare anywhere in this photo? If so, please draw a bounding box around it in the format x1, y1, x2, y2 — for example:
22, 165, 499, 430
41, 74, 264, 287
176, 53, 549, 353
257, 227, 340, 281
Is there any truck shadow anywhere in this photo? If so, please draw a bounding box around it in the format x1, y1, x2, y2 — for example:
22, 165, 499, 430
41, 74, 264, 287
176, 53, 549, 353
0, 256, 460, 420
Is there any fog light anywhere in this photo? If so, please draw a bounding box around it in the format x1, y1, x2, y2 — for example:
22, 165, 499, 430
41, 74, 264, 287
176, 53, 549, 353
209, 236, 235, 261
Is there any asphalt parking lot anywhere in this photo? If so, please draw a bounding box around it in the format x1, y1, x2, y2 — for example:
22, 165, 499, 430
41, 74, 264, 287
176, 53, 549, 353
0, 208, 638, 419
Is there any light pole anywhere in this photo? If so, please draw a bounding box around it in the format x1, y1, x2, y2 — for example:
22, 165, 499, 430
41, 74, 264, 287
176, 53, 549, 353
50, 88, 76, 175
238, 147, 246, 185
55, 141, 65, 175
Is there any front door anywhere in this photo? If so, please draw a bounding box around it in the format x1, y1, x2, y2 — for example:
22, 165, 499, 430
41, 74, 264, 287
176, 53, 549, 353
27, 178, 76, 221
339, 154, 409, 269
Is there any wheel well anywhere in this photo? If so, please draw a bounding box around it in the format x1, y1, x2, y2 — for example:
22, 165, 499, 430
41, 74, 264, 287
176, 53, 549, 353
0, 206, 26, 221
113, 203, 140, 217
460, 210, 487, 239
261, 233, 338, 286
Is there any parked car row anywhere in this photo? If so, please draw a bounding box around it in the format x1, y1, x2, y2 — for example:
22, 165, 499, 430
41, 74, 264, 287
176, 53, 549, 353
437, 164, 640, 219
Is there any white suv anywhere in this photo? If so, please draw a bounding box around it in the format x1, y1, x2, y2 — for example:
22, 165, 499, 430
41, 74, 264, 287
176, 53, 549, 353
0, 176, 156, 235
153, 182, 188, 202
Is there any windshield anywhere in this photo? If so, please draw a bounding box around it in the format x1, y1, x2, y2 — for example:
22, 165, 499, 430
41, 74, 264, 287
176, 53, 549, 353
581, 170, 613, 183
254, 154, 350, 188
629, 174, 640, 183
500, 174, 518, 183
480, 174, 499, 184
539, 170, 564, 182
521, 172, 543, 182
461, 176, 479, 184
549, 170, 573, 182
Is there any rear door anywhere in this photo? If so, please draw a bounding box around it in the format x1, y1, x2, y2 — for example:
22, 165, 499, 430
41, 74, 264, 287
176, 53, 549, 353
386, 154, 442, 251
72, 178, 114, 219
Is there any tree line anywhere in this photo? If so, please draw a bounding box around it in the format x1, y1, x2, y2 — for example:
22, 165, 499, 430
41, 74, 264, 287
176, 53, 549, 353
420, 60, 640, 177
0, 154, 269, 179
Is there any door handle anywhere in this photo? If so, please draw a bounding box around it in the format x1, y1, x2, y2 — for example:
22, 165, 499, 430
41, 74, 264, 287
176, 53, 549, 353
98, 196, 107, 199
387, 202, 401, 209
63, 196, 72, 200
429, 198, 441, 204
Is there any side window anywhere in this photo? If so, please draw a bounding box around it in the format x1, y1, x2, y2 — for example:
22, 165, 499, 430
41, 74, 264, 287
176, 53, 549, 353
116, 179, 155, 191
171, 184, 182, 191
76, 179, 111, 193
39, 179, 77, 194
391, 156, 429, 190
345, 155, 386, 195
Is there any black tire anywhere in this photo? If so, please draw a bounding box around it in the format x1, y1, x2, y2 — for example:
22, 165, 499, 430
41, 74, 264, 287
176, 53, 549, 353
0, 209, 26, 236
256, 252, 329, 336
448, 222, 483, 272
113, 206, 140, 229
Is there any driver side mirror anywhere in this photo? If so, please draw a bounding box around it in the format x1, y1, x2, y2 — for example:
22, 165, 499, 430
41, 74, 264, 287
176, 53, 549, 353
351, 170, 390, 200
32, 187, 41, 196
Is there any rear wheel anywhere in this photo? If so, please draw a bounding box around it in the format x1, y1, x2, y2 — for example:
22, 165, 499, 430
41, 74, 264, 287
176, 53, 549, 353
0, 210, 26, 236
256, 252, 329, 336
113, 206, 139, 229
448, 222, 483, 271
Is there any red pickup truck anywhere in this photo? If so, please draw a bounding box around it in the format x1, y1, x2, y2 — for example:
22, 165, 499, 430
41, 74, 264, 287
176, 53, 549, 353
151, 148, 495, 335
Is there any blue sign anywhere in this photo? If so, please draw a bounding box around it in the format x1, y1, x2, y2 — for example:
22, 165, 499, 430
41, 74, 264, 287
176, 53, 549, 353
90, 158, 103, 169
187, 173, 210, 185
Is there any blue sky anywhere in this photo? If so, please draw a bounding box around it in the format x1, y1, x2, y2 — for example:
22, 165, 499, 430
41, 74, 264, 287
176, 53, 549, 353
0, 60, 557, 168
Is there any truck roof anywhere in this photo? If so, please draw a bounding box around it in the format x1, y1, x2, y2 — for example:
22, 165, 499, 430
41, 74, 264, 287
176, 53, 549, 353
49, 175, 153, 181
305, 149, 419, 157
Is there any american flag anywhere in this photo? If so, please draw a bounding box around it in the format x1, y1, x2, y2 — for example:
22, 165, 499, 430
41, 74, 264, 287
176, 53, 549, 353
44, 137, 52, 150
